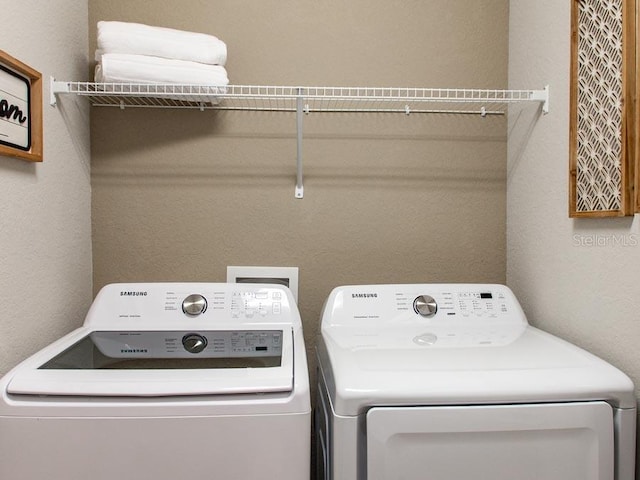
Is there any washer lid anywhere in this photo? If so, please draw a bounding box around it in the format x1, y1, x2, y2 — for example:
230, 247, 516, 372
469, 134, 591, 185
7, 328, 294, 397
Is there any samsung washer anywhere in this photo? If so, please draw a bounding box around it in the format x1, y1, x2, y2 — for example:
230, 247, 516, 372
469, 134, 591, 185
316, 283, 636, 480
0, 283, 310, 480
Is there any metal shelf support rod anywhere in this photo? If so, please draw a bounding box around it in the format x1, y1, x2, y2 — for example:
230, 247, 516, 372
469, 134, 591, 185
295, 88, 304, 199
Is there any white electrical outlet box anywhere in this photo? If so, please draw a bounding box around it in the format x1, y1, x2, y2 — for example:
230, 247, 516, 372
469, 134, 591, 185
226, 266, 299, 303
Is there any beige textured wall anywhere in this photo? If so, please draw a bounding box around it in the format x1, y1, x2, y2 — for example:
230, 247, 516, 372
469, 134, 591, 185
89, 0, 508, 374
507, 0, 640, 471
0, 1, 92, 375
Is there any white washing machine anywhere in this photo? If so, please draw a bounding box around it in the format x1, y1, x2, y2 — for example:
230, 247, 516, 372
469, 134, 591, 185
316, 284, 636, 480
0, 282, 310, 480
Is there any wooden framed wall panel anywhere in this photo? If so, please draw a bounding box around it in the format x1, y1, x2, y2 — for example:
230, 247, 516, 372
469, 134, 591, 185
635, 0, 640, 213
569, 0, 635, 217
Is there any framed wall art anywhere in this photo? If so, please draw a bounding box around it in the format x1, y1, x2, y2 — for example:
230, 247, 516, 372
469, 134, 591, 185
0, 50, 43, 162
569, 0, 636, 217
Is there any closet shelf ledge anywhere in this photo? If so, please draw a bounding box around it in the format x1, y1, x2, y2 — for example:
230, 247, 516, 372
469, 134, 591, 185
50, 78, 549, 199
50, 79, 550, 115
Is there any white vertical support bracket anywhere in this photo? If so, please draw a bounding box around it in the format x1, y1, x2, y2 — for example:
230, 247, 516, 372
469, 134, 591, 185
295, 87, 304, 198
530, 85, 550, 114
49, 77, 70, 107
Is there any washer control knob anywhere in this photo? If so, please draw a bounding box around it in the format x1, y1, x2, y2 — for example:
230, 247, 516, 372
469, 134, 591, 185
182, 294, 207, 316
413, 295, 438, 317
182, 334, 207, 354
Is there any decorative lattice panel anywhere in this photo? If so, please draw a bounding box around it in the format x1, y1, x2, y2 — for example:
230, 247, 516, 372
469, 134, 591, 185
572, 0, 626, 214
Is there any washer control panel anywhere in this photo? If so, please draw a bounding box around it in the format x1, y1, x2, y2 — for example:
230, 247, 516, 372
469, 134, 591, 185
166, 290, 285, 319
87, 283, 297, 328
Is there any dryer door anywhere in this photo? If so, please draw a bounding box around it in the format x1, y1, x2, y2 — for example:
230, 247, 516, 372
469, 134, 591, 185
366, 401, 613, 480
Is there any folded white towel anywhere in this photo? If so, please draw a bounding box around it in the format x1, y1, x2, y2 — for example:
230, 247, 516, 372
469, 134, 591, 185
97, 21, 227, 66
95, 53, 229, 85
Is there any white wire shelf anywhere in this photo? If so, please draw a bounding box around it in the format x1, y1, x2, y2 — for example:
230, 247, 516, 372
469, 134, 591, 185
50, 79, 549, 198
50, 80, 549, 116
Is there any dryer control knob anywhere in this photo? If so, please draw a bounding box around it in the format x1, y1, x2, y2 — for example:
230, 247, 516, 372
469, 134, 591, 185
182, 294, 207, 316
182, 334, 207, 354
413, 295, 437, 317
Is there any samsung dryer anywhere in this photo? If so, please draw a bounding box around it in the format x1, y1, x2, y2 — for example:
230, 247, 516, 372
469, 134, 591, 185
316, 284, 636, 480
0, 282, 310, 480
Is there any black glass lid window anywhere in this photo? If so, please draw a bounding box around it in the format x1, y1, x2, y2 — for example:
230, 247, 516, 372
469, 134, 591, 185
39, 332, 283, 370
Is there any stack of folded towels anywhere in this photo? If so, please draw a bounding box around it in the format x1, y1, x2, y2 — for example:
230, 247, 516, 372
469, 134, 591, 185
94, 21, 229, 86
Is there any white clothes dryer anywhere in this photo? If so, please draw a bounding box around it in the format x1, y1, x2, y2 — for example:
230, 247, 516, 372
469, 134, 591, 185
0, 283, 310, 480
316, 284, 636, 480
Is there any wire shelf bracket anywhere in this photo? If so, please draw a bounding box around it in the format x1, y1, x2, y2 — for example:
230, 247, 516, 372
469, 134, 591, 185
50, 78, 550, 198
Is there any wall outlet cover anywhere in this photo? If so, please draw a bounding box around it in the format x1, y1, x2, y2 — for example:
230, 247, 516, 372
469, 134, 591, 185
226, 266, 299, 303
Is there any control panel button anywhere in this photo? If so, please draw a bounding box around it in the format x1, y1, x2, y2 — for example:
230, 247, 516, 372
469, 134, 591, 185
413, 295, 438, 317
182, 294, 207, 316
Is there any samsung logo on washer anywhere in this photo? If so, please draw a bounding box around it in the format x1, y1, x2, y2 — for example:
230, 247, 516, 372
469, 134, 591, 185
352, 293, 378, 298
120, 291, 148, 297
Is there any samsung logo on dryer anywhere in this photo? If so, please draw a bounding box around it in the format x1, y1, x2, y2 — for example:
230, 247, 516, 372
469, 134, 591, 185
351, 293, 378, 298
120, 291, 148, 297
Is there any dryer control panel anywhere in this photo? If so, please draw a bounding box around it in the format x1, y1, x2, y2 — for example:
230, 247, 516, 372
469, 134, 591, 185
409, 289, 510, 319
321, 284, 528, 348
324, 284, 524, 325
